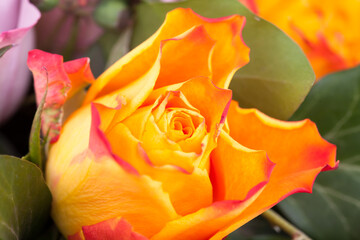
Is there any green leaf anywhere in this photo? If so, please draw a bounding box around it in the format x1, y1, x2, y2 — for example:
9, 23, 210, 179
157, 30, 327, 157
278, 65, 360, 240
24, 80, 48, 169
0, 45, 12, 58
131, 0, 314, 120
0, 155, 52, 239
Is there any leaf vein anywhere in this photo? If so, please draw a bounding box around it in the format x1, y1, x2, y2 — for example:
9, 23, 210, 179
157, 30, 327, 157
314, 184, 351, 233
324, 87, 359, 140
0, 221, 19, 240
316, 184, 360, 207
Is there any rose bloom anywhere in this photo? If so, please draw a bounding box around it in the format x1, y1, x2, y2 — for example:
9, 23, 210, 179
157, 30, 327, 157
0, 0, 40, 124
239, 0, 360, 79
28, 8, 337, 240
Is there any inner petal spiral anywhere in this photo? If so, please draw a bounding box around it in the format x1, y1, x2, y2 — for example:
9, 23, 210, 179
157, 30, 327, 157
168, 112, 196, 141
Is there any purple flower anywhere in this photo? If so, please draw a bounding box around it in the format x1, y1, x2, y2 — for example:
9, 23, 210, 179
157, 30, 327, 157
0, 0, 40, 124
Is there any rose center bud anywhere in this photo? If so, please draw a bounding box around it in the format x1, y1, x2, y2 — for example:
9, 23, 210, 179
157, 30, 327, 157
154, 106, 207, 154
152, 91, 209, 154
167, 111, 198, 142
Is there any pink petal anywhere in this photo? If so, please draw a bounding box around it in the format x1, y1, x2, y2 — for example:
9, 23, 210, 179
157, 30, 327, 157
27, 50, 95, 143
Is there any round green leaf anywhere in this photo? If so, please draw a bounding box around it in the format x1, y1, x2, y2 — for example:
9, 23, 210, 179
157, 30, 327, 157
278, 65, 360, 239
0, 155, 52, 239
131, 0, 314, 119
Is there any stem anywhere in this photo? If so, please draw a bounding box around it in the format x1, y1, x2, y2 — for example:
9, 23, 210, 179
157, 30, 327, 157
262, 209, 312, 240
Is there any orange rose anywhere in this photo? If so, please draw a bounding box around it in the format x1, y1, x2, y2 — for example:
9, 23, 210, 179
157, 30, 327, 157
239, 0, 360, 79
28, 8, 337, 239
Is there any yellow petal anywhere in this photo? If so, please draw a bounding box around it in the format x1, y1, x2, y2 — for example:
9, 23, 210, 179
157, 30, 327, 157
106, 122, 213, 216
210, 130, 274, 201
151, 188, 264, 240
50, 105, 179, 237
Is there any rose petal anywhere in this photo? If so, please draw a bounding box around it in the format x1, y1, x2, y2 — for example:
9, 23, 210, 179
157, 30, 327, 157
178, 77, 232, 169
86, 24, 213, 123
151, 189, 264, 240
154, 25, 215, 88
89, 42, 162, 125
89, 104, 138, 174
142, 76, 232, 171
152, 8, 249, 89
28, 50, 70, 105
210, 100, 337, 239
238, 0, 258, 13
28, 50, 95, 142
84, 8, 248, 103
153, 92, 207, 152
210, 130, 275, 201
69, 217, 148, 240
64, 57, 95, 97
116, 90, 208, 172
106, 121, 213, 216
89, 25, 231, 143
50, 104, 179, 237
28, 50, 95, 105
141, 115, 198, 172
227, 100, 337, 176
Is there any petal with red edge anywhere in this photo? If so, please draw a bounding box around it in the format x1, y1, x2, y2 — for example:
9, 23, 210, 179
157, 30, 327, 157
209, 100, 337, 239
68, 231, 84, 240
238, 0, 258, 13
141, 76, 232, 171
210, 167, 329, 240
210, 130, 274, 201
46, 105, 91, 184
227, 100, 337, 175
64, 57, 95, 97
84, 8, 249, 103
89, 41, 162, 126
179, 78, 232, 136
178, 77, 232, 169
106, 122, 213, 216
53, 152, 179, 237
28, 50, 70, 106
80, 217, 148, 240
50, 105, 179, 237
151, 189, 264, 240
153, 8, 249, 89
28, 50, 95, 143
28, 49, 70, 143
154, 25, 215, 89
